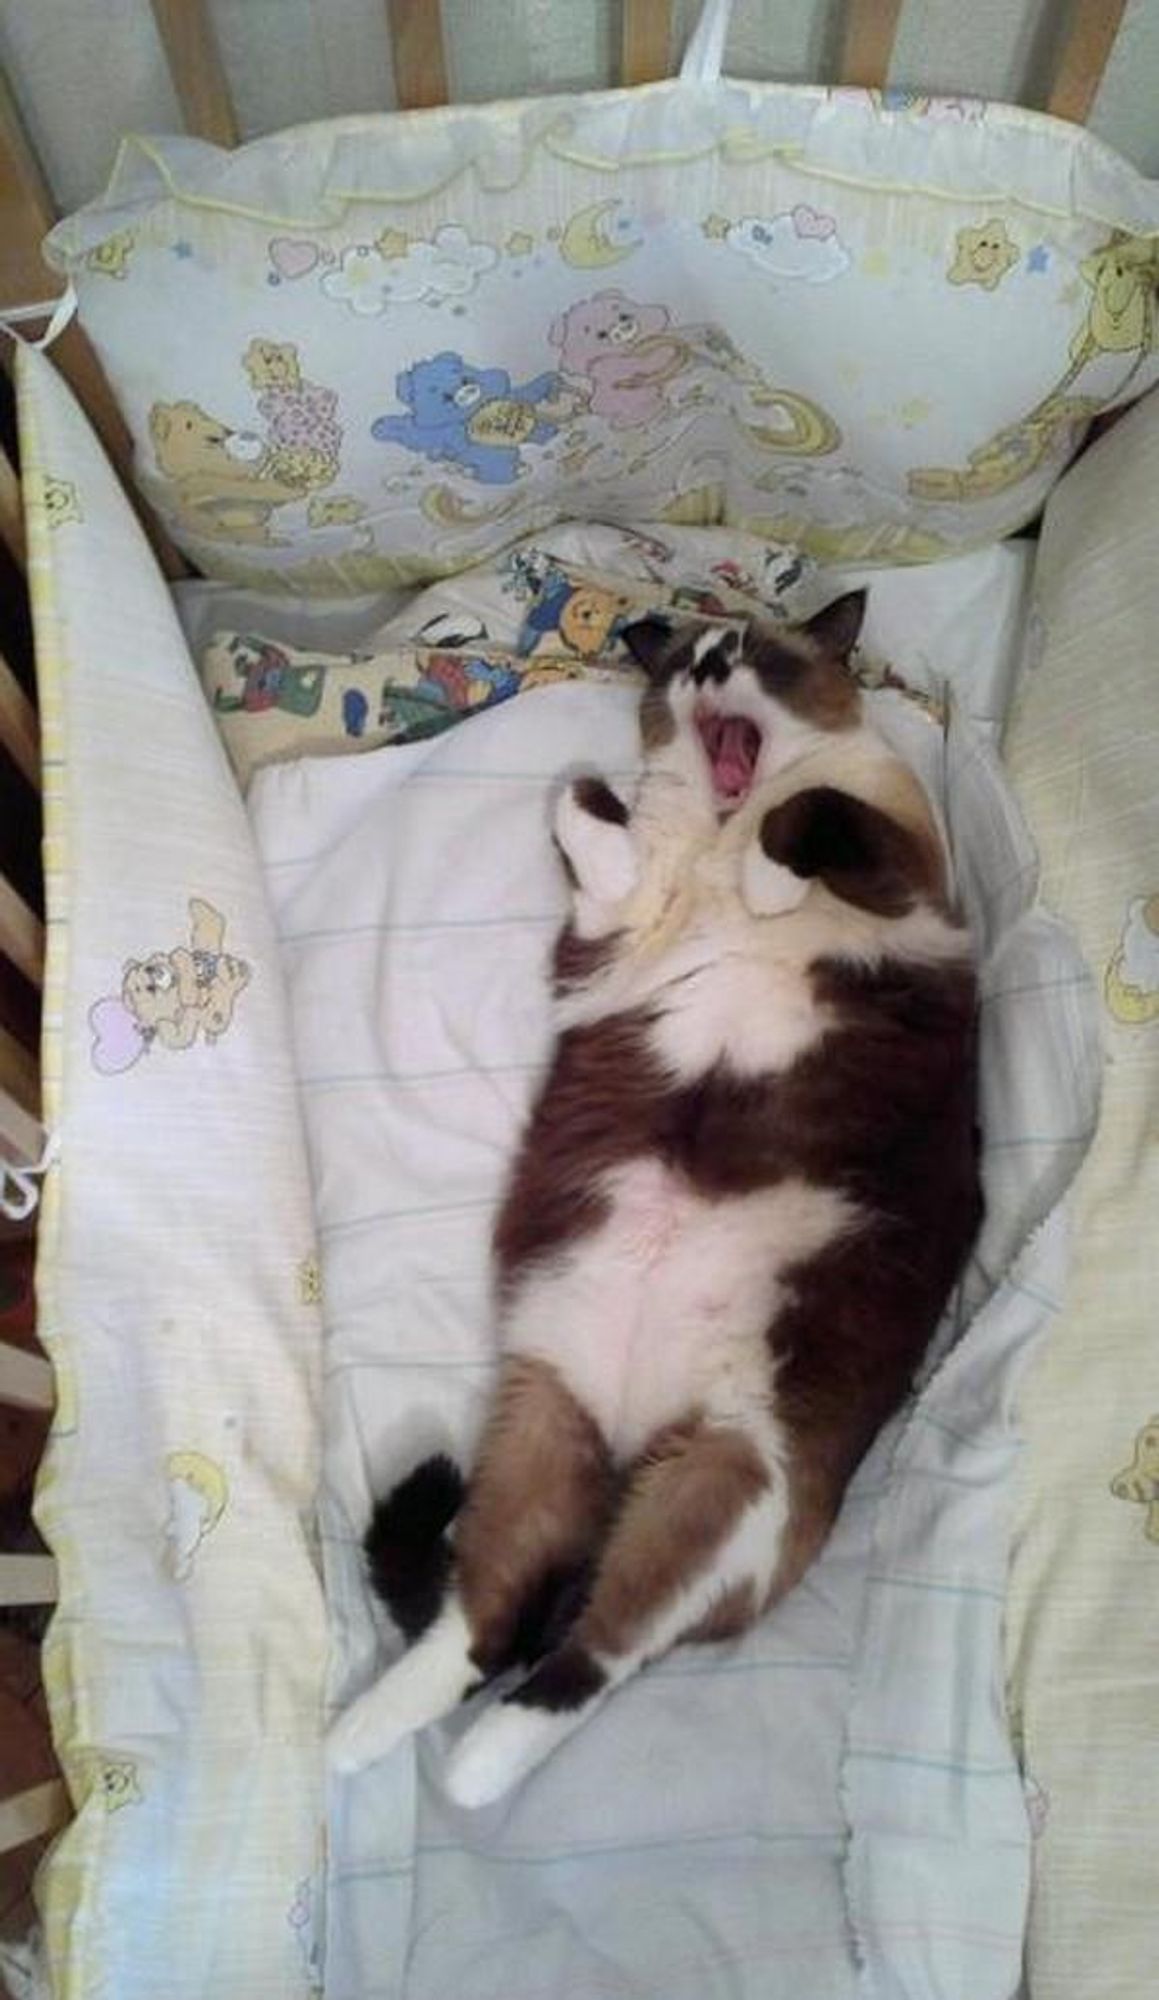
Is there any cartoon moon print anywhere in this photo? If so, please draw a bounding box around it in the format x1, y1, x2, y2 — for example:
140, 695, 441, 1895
558, 200, 642, 270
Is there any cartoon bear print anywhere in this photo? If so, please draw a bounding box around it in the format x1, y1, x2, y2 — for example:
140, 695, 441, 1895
149, 340, 344, 546
89, 898, 251, 1074
148, 401, 307, 546
371, 352, 573, 483
242, 338, 343, 492
1111, 1416, 1159, 1542
549, 290, 690, 429
516, 563, 638, 658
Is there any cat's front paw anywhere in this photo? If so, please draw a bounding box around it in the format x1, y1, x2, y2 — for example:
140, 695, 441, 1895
553, 777, 638, 906
740, 837, 810, 917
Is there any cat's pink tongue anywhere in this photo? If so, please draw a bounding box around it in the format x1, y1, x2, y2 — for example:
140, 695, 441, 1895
714, 717, 757, 798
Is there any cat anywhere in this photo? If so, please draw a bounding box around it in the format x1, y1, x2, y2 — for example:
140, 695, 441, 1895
329, 589, 982, 1808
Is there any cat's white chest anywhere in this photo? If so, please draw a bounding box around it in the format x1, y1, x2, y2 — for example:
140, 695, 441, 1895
503, 1161, 852, 1459
647, 919, 829, 1081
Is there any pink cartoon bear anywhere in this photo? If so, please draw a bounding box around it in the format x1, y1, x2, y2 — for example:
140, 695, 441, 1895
549, 290, 688, 430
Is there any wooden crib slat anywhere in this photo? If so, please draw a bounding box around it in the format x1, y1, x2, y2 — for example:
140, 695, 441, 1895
0, 648, 40, 790
838, 0, 904, 87
149, 0, 239, 148
1047, 0, 1128, 123
0, 1021, 38, 1115
0, 877, 44, 989
0, 1556, 57, 1606
622, 0, 673, 85
0, 1341, 52, 1414
0, 1779, 67, 1855
387, 0, 449, 109
0, 446, 26, 572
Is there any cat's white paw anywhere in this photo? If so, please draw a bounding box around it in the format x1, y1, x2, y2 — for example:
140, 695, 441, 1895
328, 1600, 475, 1776
554, 781, 638, 906
444, 1701, 578, 1810
740, 840, 810, 917
328, 1679, 413, 1777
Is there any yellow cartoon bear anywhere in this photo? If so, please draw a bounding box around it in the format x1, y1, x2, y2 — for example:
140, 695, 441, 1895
164, 1449, 229, 1581
89, 897, 251, 1074
148, 401, 306, 546
121, 898, 250, 1052
1111, 1416, 1159, 1541
1105, 892, 1159, 1024
947, 219, 1020, 291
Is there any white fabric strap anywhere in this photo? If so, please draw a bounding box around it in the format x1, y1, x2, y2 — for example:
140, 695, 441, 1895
679, 0, 734, 82
0, 1126, 57, 1224
0, 282, 78, 352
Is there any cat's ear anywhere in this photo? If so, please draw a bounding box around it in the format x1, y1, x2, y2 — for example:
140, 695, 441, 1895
620, 614, 682, 683
758, 785, 941, 917
799, 590, 867, 663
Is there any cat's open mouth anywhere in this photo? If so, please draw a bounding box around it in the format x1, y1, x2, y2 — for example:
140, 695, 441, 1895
695, 707, 763, 805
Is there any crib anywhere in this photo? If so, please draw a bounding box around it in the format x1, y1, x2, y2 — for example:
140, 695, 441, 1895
1, 2, 1157, 1995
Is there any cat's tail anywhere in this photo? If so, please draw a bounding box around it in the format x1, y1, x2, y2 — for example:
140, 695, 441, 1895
363, 1453, 464, 1641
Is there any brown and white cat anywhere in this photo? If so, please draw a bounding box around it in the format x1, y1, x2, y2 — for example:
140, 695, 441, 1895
329, 589, 982, 1807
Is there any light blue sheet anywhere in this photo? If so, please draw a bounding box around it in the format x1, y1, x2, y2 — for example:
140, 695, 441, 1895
250, 548, 1100, 2000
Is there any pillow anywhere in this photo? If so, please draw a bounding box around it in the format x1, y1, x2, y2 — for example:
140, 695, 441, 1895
45, 84, 1159, 593
199, 631, 626, 787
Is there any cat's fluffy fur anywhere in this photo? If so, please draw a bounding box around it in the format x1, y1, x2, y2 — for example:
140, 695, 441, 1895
330, 590, 982, 1807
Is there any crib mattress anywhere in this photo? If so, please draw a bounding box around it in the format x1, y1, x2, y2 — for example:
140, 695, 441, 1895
243, 527, 1096, 2000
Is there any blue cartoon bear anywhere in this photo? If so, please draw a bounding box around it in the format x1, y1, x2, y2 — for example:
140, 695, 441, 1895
371, 352, 566, 484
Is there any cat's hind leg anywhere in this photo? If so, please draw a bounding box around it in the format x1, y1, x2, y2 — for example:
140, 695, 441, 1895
444, 1407, 789, 1808
328, 1356, 614, 1775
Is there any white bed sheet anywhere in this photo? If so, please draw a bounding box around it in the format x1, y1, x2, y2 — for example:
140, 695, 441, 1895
240, 530, 1098, 2000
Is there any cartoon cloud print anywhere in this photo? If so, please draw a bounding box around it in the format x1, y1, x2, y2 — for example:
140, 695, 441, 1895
321, 225, 498, 316
164, 1449, 229, 1581
726, 207, 851, 283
